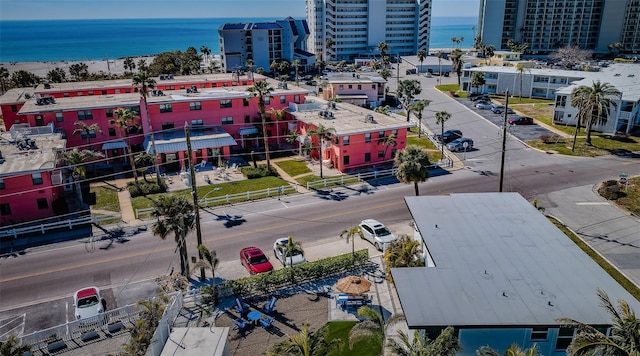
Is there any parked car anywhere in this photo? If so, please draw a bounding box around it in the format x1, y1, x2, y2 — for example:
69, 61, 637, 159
74, 287, 105, 321
436, 129, 463, 144
240, 247, 274, 274
475, 102, 493, 110
446, 137, 474, 152
491, 105, 515, 114
469, 94, 490, 101
508, 116, 534, 125
273, 237, 306, 267
358, 219, 397, 251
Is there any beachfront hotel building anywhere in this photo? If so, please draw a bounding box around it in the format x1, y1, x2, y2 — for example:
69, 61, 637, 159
218, 17, 315, 73
306, 0, 432, 62
477, 0, 640, 55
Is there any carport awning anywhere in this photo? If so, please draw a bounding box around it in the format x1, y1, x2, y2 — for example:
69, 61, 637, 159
101, 141, 127, 150
335, 94, 369, 99
146, 135, 237, 154
238, 127, 259, 136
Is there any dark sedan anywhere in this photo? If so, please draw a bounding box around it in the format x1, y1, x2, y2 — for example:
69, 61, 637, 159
508, 116, 534, 125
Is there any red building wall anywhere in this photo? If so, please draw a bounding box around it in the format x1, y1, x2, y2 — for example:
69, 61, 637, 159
0, 171, 61, 226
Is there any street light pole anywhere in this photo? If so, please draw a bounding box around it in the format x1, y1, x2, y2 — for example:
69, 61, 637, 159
184, 124, 205, 282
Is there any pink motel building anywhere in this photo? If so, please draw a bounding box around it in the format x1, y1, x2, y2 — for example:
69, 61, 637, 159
321, 72, 387, 108
290, 99, 414, 172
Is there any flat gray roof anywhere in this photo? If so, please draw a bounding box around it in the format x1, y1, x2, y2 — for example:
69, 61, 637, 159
0, 126, 66, 177
393, 192, 640, 329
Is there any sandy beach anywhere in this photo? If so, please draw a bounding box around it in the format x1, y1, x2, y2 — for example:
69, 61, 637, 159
1, 56, 158, 78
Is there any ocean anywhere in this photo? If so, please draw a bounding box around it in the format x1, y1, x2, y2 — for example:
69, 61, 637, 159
0, 17, 477, 63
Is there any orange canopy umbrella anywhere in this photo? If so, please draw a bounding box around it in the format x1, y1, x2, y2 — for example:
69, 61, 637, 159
336, 276, 371, 295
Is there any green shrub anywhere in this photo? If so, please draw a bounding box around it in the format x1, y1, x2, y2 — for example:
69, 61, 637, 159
540, 133, 564, 144
128, 180, 167, 197
240, 165, 278, 179
221, 249, 370, 298
598, 180, 626, 200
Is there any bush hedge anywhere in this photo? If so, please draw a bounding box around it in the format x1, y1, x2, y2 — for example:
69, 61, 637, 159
598, 180, 626, 200
219, 249, 370, 298
240, 164, 278, 179
128, 180, 166, 197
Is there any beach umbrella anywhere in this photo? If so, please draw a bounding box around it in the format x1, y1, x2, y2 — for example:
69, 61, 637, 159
336, 276, 371, 295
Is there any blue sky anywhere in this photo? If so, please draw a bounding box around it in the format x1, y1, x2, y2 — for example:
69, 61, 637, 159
0, 0, 479, 20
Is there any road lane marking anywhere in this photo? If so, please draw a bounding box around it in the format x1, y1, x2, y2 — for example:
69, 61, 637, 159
576, 202, 610, 206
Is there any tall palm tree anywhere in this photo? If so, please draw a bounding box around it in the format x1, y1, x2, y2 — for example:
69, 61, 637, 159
450, 49, 464, 86
340, 225, 363, 257
0, 66, 10, 93
348, 306, 406, 355
247, 80, 275, 170
395, 145, 430, 196
123, 57, 135, 72
0, 334, 31, 356
192, 244, 220, 305
58, 148, 103, 178
134, 153, 155, 182
268, 323, 342, 356
477, 343, 539, 356
307, 125, 335, 178
556, 288, 639, 356
570, 81, 621, 148
387, 327, 461, 356
451, 37, 457, 50
132, 71, 161, 185
397, 79, 422, 123
437, 50, 445, 84
200, 45, 210, 63
325, 38, 335, 63
382, 235, 424, 282
292, 59, 301, 86
72, 121, 102, 149
515, 63, 529, 101
377, 41, 390, 69
121, 296, 167, 356
435, 111, 451, 159
471, 72, 486, 93
150, 195, 196, 277
379, 133, 397, 161
267, 107, 287, 147
417, 49, 427, 75
111, 108, 140, 188
411, 100, 430, 138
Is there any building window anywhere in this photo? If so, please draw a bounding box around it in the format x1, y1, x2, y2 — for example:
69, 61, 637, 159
372, 85, 376, 89
555, 328, 575, 351
190, 101, 202, 111
81, 130, 97, 139
35, 115, 44, 126
358, 84, 362, 90
530, 328, 548, 341
365, 133, 371, 143
11, 105, 18, 112
160, 104, 172, 113
391, 148, 397, 158
32, 172, 43, 185
0, 178, 4, 189
191, 119, 203, 126
264, 97, 271, 104
37, 198, 48, 210
348, 84, 353, 89
294, 95, 300, 103
220, 99, 232, 108
0, 203, 10, 216
378, 150, 384, 158
161, 122, 174, 130
392, 129, 398, 136
379, 131, 385, 139
343, 136, 350, 146
243, 98, 250, 107
343, 156, 350, 165
339, 85, 344, 90
78, 110, 93, 120
364, 152, 371, 162
108, 127, 116, 136
53, 112, 64, 122
221, 117, 233, 125
106, 109, 113, 118
280, 95, 286, 104
101, 90, 107, 95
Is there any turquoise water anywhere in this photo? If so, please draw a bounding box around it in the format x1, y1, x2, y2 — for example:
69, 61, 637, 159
0, 17, 477, 62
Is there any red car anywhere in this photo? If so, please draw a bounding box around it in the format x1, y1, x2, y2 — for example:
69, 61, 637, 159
240, 247, 274, 275
508, 116, 534, 125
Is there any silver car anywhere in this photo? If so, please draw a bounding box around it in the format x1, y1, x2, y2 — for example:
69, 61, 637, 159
358, 219, 397, 251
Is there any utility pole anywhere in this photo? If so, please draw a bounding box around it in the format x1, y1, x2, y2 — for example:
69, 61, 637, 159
499, 90, 509, 192
184, 124, 205, 282
396, 53, 401, 89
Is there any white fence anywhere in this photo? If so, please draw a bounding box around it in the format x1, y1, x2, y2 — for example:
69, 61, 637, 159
0, 213, 122, 239
145, 292, 184, 356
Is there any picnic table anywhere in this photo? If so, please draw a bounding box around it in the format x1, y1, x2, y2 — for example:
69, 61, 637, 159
336, 294, 372, 309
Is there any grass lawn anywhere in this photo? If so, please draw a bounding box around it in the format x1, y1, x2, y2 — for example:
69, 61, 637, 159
131, 176, 290, 211
436, 83, 459, 92
526, 134, 640, 156
276, 159, 312, 177
614, 176, 640, 216
325, 321, 382, 356
92, 186, 120, 211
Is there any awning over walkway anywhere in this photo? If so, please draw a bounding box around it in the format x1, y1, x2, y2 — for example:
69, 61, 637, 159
144, 126, 237, 154
101, 141, 127, 150
238, 127, 259, 136
335, 94, 369, 99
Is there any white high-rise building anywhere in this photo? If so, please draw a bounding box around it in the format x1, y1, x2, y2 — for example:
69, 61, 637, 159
306, 0, 432, 62
478, 0, 640, 55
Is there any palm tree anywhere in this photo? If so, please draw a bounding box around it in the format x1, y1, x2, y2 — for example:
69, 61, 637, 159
570, 81, 621, 148
268, 323, 342, 356
121, 296, 167, 356
515, 63, 529, 101
283, 236, 304, 268
417, 49, 427, 74
208, 60, 221, 74
0, 334, 31, 356
134, 153, 155, 182
387, 327, 461, 356
348, 306, 406, 355
292, 59, 301, 86
451, 37, 457, 49
192, 244, 220, 305
395, 145, 430, 196
383, 235, 424, 282
123, 57, 135, 72
556, 288, 639, 356
435, 111, 451, 159
397, 79, 422, 122
58, 148, 103, 178
411, 100, 430, 138
379, 133, 397, 161
132, 71, 161, 185
377, 41, 390, 68
200, 45, 210, 63
307, 125, 335, 178
0, 66, 9, 93
72, 121, 102, 148
247, 80, 275, 171
150, 195, 196, 277
111, 108, 141, 188
477, 343, 539, 356
437, 50, 445, 84
374, 105, 391, 116
340, 225, 363, 257
325, 38, 335, 63
471, 72, 486, 93
450, 49, 464, 86
267, 107, 287, 147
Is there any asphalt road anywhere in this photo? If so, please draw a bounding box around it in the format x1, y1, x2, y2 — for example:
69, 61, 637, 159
2, 68, 639, 334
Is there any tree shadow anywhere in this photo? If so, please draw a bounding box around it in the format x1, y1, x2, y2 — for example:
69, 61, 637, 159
215, 213, 247, 228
